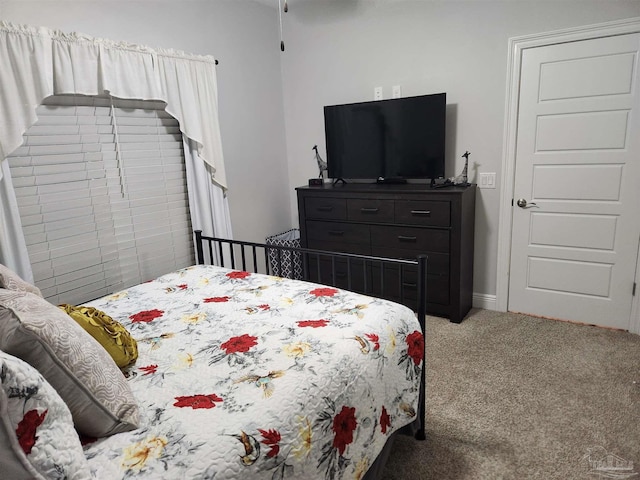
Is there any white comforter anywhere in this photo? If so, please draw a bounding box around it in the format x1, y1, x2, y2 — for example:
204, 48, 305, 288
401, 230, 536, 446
83, 265, 423, 479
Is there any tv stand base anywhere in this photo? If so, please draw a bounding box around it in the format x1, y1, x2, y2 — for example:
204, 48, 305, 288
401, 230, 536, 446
376, 177, 407, 185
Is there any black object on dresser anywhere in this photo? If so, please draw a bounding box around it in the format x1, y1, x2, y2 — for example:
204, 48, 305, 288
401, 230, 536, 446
296, 183, 476, 323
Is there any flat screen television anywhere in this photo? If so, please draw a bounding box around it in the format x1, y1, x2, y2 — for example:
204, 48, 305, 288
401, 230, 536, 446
324, 92, 446, 181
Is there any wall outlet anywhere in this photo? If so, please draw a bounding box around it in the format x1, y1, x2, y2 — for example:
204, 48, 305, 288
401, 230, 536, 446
374, 86, 383, 101
392, 85, 402, 99
479, 172, 497, 189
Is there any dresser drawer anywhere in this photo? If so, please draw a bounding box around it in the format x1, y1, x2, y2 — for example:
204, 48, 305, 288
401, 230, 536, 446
307, 239, 370, 255
347, 199, 394, 223
395, 200, 450, 227
370, 225, 449, 253
304, 197, 347, 220
370, 264, 449, 306
307, 221, 369, 246
371, 247, 449, 276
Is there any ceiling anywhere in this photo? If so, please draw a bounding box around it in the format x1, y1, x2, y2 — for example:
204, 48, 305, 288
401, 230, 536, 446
252, 0, 285, 7
252, 0, 314, 8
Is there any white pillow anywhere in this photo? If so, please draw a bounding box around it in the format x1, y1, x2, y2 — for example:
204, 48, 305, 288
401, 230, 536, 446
0, 349, 91, 480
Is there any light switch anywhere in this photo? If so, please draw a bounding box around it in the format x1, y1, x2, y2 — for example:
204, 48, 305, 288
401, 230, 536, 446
479, 173, 496, 189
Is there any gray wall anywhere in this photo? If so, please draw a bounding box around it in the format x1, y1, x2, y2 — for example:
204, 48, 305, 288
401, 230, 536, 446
0, 0, 292, 243
2, 0, 640, 304
279, 0, 640, 303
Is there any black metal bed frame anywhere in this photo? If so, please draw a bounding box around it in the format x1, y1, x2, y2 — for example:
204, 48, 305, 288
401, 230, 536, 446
194, 230, 426, 441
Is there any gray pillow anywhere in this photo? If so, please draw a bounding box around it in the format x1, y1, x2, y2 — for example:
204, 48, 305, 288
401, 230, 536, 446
0, 264, 42, 297
0, 290, 140, 437
0, 349, 91, 480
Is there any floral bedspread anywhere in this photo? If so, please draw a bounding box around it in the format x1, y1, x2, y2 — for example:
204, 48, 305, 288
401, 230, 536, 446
83, 265, 423, 480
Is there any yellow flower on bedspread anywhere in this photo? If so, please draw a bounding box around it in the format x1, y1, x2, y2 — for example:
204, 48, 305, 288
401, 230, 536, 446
353, 457, 370, 480
107, 291, 128, 301
386, 326, 397, 355
291, 416, 312, 459
175, 352, 194, 369
121, 436, 168, 472
282, 341, 311, 358
181, 312, 207, 324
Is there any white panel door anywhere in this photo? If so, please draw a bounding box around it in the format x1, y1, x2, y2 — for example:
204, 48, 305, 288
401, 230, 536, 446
509, 33, 640, 329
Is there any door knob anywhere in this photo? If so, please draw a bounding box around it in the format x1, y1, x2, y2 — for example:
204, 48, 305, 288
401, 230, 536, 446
516, 198, 538, 208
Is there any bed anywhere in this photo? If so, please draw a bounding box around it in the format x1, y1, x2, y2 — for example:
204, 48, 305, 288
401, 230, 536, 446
0, 232, 425, 480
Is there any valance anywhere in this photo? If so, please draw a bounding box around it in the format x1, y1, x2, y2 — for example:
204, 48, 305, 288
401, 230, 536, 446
0, 22, 232, 283
0, 21, 226, 189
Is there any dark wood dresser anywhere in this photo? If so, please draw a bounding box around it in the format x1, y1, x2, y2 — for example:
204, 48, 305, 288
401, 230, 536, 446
296, 183, 476, 323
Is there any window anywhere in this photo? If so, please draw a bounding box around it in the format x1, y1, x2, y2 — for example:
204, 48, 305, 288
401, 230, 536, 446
7, 95, 193, 305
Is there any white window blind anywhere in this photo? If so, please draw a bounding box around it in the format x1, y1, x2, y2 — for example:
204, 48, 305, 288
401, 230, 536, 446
7, 95, 194, 305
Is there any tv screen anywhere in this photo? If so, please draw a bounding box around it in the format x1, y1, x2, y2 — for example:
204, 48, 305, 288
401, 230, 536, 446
324, 93, 446, 181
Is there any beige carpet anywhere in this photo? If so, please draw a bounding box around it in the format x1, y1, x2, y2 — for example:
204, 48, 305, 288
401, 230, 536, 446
381, 308, 640, 479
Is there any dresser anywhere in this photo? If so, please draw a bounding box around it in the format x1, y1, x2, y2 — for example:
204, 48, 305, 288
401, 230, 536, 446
296, 183, 476, 323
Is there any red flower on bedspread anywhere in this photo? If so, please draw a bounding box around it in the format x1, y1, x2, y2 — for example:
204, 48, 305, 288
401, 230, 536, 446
309, 287, 338, 297
16, 409, 47, 454
174, 393, 223, 409
332, 406, 357, 455
177, 284, 188, 290
221, 334, 258, 354
380, 406, 391, 434
226, 271, 251, 279
139, 364, 158, 375
130, 309, 164, 323
406, 331, 424, 366
365, 333, 380, 351
204, 296, 231, 303
297, 319, 329, 328
258, 428, 281, 458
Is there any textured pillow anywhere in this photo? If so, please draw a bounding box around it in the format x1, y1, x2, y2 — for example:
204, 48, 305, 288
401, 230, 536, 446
59, 304, 139, 368
0, 290, 140, 438
0, 350, 91, 480
0, 264, 42, 297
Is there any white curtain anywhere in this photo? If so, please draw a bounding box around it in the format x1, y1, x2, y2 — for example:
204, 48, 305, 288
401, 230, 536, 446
0, 160, 32, 282
184, 138, 233, 240
0, 21, 231, 279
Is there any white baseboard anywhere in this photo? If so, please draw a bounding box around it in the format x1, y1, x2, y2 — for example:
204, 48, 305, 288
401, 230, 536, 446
472, 292, 497, 311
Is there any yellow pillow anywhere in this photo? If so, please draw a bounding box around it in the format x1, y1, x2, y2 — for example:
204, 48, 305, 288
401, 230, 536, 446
59, 305, 138, 368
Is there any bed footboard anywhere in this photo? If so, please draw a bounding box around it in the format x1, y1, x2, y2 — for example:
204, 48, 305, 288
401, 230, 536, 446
194, 230, 426, 441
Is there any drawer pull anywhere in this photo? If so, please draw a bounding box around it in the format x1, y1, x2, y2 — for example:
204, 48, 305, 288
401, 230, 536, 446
402, 282, 417, 289
410, 210, 431, 216
317, 206, 334, 212
398, 235, 417, 242
329, 230, 345, 236
360, 207, 379, 213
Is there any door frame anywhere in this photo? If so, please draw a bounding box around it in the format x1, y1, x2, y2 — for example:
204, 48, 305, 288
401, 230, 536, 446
496, 16, 640, 334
